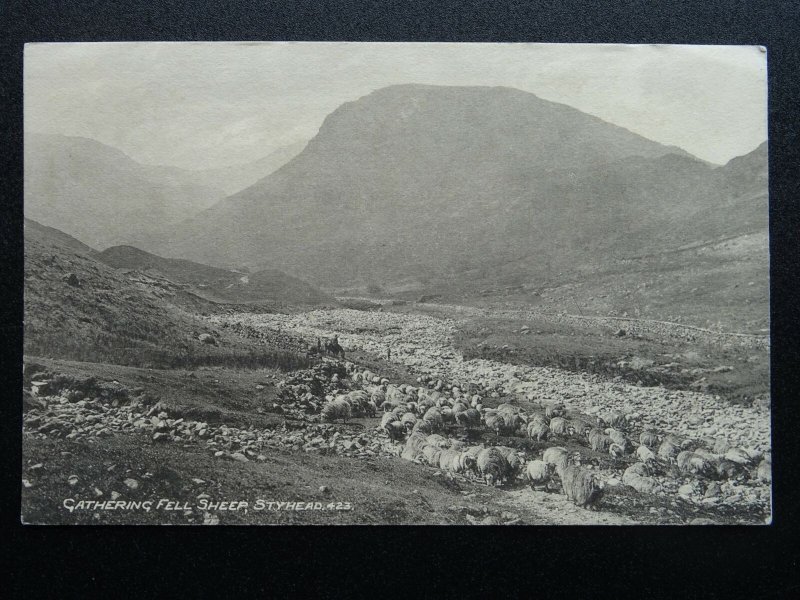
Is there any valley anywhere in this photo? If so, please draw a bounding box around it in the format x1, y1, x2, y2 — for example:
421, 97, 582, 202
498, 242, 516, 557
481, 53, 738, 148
22, 79, 770, 526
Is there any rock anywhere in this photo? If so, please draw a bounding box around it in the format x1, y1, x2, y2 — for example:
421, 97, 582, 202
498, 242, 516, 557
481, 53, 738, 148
704, 482, 722, 498
152, 432, 169, 442
111, 491, 121, 500
198, 333, 217, 345
677, 483, 695, 497
230, 452, 249, 462
124, 478, 140, 490
319, 485, 329, 493
68, 475, 79, 486
62, 273, 81, 287
94, 487, 104, 497
22, 479, 33, 488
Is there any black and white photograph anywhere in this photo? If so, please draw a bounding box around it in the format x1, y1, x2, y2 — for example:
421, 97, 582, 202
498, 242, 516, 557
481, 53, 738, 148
21, 42, 770, 525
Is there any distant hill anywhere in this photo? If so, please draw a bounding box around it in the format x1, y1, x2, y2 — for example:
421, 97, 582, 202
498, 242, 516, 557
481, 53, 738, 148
178, 141, 307, 196
151, 84, 765, 301
97, 244, 332, 305
24, 133, 227, 249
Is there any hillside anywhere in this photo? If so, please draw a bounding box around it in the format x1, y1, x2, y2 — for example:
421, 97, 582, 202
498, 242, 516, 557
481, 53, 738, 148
25, 218, 97, 256
24, 133, 227, 249
151, 84, 768, 318
97, 244, 332, 305
24, 221, 311, 368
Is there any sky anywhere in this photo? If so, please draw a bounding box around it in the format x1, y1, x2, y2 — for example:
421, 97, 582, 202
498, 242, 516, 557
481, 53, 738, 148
24, 42, 767, 170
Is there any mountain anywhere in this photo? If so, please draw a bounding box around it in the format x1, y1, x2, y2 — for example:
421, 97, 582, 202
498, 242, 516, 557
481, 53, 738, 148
151, 84, 765, 297
24, 133, 227, 249
97, 244, 332, 305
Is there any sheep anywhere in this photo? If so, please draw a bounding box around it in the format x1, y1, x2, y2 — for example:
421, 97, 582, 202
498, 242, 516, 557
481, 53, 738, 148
455, 451, 478, 475
423, 407, 444, 431
421, 444, 443, 467
525, 460, 552, 490
485, 412, 520, 436
495, 446, 523, 479
455, 408, 481, 428
549, 417, 568, 436
404, 432, 428, 453
440, 407, 456, 425
425, 433, 450, 448
451, 401, 469, 415
385, 385, 404, 403
715, 458, 746, 481
636, 445, 656, 463
526, 421, 550, 442
545, 402, 566, 418
622, 463, 662, 494
397, 412, 416, 431
382, 399, 402, 413
371, 388, 386, 408
383, 421, 406, 442
558, 465, 604, 509
567, 419, 592, 437
639, 430, 660, 448
608, 443, 625, 458
380, 412, 399, 429
542, 446, 576, 475
606, 428, 628, 448
606, 411, 626, 429
438, 449, 462, 473
724, 447, 756, 466
588, 429, 613, 452
476, 447, 511, 486
320, 398, 351, 423
657, 440, 679, 462
456, 445, 483, 476
411, 419, 433, 436
677, 450, 714, 477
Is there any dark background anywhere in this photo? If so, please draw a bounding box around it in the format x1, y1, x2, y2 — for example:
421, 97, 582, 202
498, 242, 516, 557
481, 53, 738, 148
2, 1, 798, 597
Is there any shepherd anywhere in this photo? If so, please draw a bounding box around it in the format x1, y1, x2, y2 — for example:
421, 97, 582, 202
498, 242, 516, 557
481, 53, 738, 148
325, 335, 345, 359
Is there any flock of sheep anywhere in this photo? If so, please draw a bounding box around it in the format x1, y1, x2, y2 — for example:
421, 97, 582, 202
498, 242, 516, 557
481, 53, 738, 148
317, 363, 770, 511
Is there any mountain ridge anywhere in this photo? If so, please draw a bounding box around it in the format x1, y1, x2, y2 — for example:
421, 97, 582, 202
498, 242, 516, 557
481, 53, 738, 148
150, 84, 766, 300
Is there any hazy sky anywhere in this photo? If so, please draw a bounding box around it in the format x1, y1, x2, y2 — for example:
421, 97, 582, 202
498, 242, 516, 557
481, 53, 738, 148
25, 42, 767, 170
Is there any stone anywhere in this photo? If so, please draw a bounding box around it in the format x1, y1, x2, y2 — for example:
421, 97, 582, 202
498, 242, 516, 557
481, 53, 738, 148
231, 452, 249, 462
68, 475, 79, 486
124, 478, 140, 490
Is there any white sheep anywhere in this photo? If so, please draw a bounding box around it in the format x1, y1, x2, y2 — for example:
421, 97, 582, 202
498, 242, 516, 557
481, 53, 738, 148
525, 460, 552, 489
320, 398, 351, 423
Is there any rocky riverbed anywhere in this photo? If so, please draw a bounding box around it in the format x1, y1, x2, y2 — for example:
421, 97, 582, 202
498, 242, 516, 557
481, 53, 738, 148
209, 309, 771, 454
